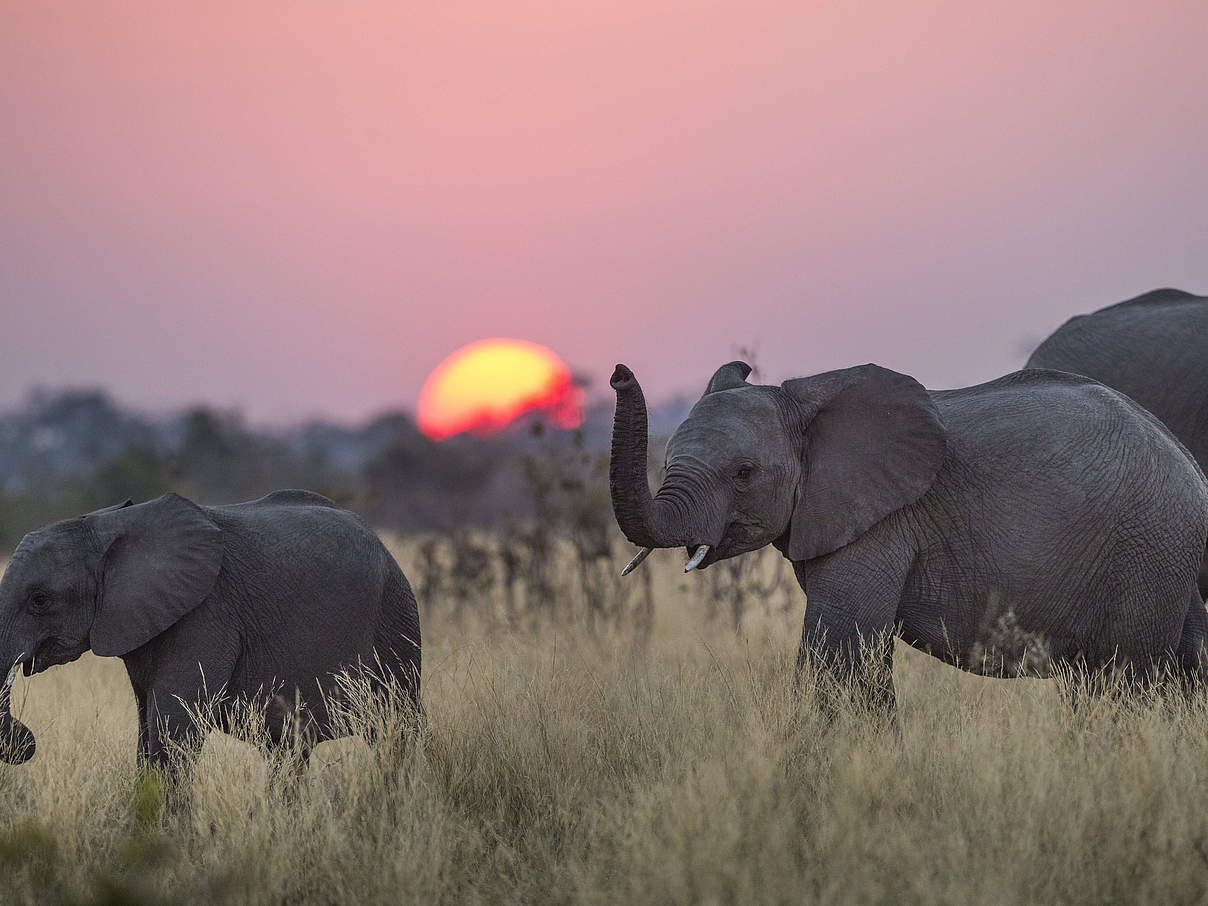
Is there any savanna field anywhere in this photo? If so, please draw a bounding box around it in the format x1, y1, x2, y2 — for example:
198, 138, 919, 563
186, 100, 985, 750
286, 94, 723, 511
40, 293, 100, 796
1, 537, 1207, 906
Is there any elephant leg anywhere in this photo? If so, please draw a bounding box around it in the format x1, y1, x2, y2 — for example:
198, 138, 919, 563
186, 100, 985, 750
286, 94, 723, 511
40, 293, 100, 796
1058, 658, 1134, 715
375, 567, 423, 738
143, 688, 206, 790
264, 690, 318, 795
133, 687, 151, 769
1176, 596, 1208, 687
384, 654, 425, 735
360, 675, 422, 767
266, 737, 312, 801
284, 745, 312, 797
792, 548, 908, 721
798, 630, 896, 720
357, 644, 424, 752
1198, 550, 1208, 605
798, 618, 896, 720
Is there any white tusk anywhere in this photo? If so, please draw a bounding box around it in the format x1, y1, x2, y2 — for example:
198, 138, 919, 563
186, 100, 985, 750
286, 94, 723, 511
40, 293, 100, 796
5, 653, 24, 689
683, 545, 710, 573
621, 547, 653, 577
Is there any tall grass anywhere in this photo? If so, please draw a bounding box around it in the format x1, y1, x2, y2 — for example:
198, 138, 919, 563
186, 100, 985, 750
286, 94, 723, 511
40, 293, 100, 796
3, 542, 1208, 905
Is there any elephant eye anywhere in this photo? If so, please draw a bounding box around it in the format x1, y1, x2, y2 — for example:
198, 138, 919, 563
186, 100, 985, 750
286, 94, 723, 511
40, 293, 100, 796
28, 590, 50, 612
734, 465, 754, 482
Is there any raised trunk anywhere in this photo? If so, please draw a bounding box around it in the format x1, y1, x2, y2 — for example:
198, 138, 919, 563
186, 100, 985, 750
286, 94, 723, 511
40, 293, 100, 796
609, 365, 694, 548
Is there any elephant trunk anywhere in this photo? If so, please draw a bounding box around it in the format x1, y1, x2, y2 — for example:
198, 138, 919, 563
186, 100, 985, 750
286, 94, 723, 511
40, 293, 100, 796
609, 365, 699, 549
0, 652, 34, 764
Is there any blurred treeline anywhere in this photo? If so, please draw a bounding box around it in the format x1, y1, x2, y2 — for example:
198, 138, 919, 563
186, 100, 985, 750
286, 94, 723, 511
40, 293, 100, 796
0, 387, 692, 550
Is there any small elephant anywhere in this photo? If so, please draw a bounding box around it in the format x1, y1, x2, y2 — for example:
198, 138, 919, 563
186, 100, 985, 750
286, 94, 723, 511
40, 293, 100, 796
0, 490, 421, 770
609, 361, 1208, 706
1027, 288, 1208, 598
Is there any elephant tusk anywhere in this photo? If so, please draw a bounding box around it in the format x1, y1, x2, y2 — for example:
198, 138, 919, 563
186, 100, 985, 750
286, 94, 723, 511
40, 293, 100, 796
683, 545, 710, 573
621, 547, 653, 577
5, 653, 24, 689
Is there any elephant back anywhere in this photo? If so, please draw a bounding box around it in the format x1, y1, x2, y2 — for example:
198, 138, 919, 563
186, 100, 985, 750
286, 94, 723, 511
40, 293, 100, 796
1027, 289, 1208, 473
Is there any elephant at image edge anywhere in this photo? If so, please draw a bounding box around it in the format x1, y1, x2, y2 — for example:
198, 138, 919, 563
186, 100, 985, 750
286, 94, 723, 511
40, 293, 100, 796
1027, 287, 1208, 598
609, 360, 1208, 706
0, 489, 421, 768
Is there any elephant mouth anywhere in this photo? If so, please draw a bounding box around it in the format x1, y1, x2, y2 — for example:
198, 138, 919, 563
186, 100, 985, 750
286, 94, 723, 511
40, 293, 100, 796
693, 521, 766, 569
7, 650, 33, 679
620, 522, 770, 577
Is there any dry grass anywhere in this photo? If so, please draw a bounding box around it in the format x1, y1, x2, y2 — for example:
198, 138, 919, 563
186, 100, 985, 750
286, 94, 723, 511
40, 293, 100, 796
3, 543, 1208, 905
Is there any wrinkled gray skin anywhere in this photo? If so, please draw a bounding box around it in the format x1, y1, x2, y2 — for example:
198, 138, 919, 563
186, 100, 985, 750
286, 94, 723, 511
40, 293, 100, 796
1027, 288, 1208, 598
610, 361, 1208, 707
0, 490, 420, 769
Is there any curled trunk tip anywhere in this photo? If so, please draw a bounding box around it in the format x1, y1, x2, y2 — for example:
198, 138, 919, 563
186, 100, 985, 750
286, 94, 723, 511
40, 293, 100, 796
0, 718, 35, 764
610, 364, 636, 391
0, 653, 35, 764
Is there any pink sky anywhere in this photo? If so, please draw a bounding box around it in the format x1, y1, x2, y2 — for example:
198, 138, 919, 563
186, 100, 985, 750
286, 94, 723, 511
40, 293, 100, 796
2, 1, 1205, 422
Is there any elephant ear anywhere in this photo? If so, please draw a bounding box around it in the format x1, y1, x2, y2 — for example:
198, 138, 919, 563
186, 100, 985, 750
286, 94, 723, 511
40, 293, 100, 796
783, 365, 946, 562
87, 492, 223, 657
702, 361, 752, 396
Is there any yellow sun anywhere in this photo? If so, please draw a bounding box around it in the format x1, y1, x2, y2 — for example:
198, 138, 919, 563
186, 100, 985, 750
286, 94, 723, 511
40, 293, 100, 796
417, 338, 582, 440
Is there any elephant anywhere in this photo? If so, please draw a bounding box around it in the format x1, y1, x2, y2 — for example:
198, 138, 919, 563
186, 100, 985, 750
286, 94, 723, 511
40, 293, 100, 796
608, 360, 1208, 707
0, 490, 421, 772
1026, 288, 1208, 598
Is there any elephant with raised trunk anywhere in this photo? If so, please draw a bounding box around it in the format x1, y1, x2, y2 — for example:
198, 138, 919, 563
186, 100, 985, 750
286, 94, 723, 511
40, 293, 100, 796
609, 361, 1208, 706
0, 490, 421, 769
1027, 288, 1208, 598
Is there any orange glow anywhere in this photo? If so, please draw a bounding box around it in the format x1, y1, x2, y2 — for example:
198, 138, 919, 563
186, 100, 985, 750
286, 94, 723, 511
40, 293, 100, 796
417, 339, 582, 440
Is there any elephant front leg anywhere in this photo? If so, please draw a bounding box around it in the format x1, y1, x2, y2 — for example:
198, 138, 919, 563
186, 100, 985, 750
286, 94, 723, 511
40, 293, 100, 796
135, 694, 150, 769
266, 742, 312, 802
792, 550, 908, 722
798, 613, 897, 720
141, 688, 207, 803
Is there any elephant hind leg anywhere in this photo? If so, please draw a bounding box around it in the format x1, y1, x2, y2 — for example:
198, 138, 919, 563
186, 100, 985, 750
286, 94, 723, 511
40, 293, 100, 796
266, 738, 312, 801
360, 667, 425, 750
261, 693, 318, 800
372, 564, 424, 741
1175, 595, 1208, 685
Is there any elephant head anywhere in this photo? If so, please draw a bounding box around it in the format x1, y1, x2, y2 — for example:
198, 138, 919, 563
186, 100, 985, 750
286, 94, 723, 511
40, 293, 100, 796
0, 493, 223, 764
609, 361, 947, 573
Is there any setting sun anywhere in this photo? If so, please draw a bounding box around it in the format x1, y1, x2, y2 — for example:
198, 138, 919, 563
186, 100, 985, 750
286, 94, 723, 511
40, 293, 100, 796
417, 339, 582, 440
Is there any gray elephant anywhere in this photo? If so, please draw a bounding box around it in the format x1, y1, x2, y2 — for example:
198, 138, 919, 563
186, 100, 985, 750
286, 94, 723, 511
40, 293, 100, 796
1027, 288, 1208, 597
0, 490, 421, 770
609, 361, 1208, 706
